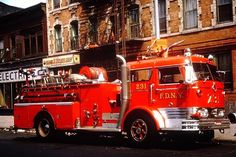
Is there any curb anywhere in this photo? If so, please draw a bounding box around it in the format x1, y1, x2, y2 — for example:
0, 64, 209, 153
0, 127, 36, 134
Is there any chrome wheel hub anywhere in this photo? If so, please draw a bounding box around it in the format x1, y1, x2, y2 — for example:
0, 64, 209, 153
130, 119, 148, 142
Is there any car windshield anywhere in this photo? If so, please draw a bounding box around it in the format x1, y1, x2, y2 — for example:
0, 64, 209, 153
192, 63, 220, 81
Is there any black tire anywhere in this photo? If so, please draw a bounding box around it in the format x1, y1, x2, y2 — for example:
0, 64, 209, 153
35, 115, 55, 139
126, 113, 156, 146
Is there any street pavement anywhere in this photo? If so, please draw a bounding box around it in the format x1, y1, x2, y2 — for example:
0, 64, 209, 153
1, 115, 236, 142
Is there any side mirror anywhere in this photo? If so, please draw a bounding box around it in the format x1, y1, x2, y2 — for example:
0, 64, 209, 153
216, 71, 226, 82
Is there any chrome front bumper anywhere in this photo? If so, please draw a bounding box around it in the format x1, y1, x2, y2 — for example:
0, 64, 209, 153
182, 118, 230, 131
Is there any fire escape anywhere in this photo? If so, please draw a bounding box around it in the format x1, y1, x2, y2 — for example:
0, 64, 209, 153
114, 0, 126, 57
82, 0, 126, 57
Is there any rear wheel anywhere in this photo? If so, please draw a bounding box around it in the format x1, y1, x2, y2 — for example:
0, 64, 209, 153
35, 116, 55, 139
126, 113, 156, 146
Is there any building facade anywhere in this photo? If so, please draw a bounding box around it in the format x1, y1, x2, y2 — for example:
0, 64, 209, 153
0, 3, 48, 113
45, 0, 162, 80
45, 0, 236, 105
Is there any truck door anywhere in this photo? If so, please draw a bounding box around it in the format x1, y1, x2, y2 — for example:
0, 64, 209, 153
155, 66, 187, 108
130, 69, 155, 106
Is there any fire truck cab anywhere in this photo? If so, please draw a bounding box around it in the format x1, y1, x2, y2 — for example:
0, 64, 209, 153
14, 52, 230, 145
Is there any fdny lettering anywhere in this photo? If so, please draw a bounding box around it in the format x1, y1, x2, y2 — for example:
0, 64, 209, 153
160, 92, 184, 99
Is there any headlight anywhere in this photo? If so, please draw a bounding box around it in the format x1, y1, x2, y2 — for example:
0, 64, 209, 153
217, 109, 225, 118
198, 108, 209, 118
191, 108, 209, 119
211, 109, 225, 118
192, 108, 225, 119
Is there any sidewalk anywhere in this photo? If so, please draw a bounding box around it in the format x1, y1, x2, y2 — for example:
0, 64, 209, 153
0, 115, 13, 129
214, 124, 236, 142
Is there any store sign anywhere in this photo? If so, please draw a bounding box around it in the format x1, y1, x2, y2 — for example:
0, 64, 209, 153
0, 67, 43, 83
43, 54, 80, 68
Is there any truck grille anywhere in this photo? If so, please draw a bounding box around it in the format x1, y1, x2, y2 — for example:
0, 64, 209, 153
162, 108, 189, 119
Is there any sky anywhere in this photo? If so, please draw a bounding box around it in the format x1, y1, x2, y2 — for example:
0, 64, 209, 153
1, 0, 46, 8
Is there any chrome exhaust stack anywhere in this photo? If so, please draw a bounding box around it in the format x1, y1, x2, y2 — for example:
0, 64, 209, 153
116, 55, 129, 129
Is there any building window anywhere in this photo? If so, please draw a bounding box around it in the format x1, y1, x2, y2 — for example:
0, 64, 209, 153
10, 36, 16, 59
183, 0, 198, 29
54, 25, 62, 52
31, 35, 36, 54
108, 16, 115, 43
213, 52, 233, 91
70, 21, 79, 50
129, 4, 140, 38
37, 34, 43, 53
159, 0, 167, 34
216, 0, 233, 23
24, 37, 30, 56
69, 0, 78, 4
53, 0, 60, 9
88, 16, 98, 44
24, 33, 43, 56
0, 40, 5, 63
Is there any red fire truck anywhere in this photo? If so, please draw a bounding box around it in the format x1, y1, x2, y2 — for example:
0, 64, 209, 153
14, 44, 230, 145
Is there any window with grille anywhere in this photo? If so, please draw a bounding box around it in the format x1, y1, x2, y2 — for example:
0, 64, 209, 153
183, 0, 198, 29
54, 25, 62, 52
216, 0, 233, 23
70, 21, 79, 50
129, 4, 140, 38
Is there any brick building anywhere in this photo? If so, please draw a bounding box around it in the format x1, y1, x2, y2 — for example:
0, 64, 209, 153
45, 0, 236, 103
0, 3, 48, 113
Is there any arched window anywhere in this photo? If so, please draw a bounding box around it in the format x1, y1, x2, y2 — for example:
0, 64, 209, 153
54, 25, 62, 52
70, 21, 79, 50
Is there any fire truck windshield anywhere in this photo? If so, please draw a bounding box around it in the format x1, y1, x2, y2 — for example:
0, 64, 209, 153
193, 63, 220, 81
185, 63, 221, 83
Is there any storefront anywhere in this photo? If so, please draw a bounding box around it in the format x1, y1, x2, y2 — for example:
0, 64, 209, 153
43, 45, 118, 81
43, 54, 81, 75
0, 67, 43, 110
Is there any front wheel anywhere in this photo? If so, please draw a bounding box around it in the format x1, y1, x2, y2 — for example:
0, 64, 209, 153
35, 116, 55, 139
126, 114, 156, 146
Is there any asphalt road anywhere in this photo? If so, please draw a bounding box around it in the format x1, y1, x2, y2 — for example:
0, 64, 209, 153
0, 130, 236, 157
